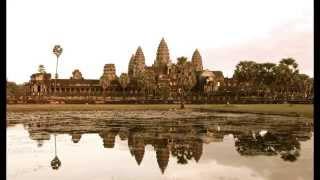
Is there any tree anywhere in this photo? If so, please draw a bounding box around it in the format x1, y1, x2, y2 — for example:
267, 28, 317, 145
7, 81, 26, 100
53, 45, 63, 79
38, 64, 46, 73
171, 141, 194, 165
176, 57, 197, 109
52, 45, 63, 96
255, 63, 276, 97
292, 73, 311, 98
274, 58, 299, 101
51, 156, 61, 170
7, 81, 18, 97
260, 63, 276, 85
233, 61, 258, 84
279, 58, 298, 73
119, 73, 130, 99
233, 61, 259, 96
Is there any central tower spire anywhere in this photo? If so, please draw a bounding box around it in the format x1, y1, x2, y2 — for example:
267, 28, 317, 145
154, 37, 171, 75
156, 38, 170, 65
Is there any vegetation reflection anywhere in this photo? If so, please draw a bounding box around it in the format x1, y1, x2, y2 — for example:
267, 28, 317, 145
7, 112, 313, 173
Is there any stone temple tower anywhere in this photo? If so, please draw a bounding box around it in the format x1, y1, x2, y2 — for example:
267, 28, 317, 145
132, 46, 146, 77
102, 64, 116, 81
128, 54, 135, 78
191, 49, 203, 72
154, 38, 171, 75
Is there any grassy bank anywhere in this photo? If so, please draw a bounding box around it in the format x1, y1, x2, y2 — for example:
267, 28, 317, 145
7, 104, 313, 118
193, 104, 313, 118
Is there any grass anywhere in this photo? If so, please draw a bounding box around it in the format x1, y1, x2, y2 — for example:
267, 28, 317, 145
7, 104, 313, 118
192, 104, 313, 119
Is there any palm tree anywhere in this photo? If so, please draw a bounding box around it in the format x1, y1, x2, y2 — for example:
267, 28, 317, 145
274, 58, 299, 101
259, 63, 276, 97
38, 64, 46, 73
51, 134, 61, 170
119, 73, 130, 100
293, 73, 310, 99
233, 61, 258, 96
52, 45, 63, 96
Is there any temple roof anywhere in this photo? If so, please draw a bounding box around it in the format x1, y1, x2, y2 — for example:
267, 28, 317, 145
212, 71, 224, 78
51, 79, 101, 86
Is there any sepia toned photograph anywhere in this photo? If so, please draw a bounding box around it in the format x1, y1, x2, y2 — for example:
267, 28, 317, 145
6, 0, 314, 180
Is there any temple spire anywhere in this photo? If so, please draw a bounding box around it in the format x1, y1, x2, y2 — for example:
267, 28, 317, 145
128, 54, 135, 77
191, 48, 203, 72
132, 46, 146, 77
154, 38, 171, 75
155, 38, 170, 65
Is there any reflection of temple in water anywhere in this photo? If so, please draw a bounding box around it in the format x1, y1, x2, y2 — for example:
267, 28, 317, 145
7, 113, 313, 173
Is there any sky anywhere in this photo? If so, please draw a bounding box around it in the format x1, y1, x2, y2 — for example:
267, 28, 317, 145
7, 0, 313, 84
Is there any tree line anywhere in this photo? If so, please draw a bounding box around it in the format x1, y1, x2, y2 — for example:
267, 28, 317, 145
232, 58, 313, 100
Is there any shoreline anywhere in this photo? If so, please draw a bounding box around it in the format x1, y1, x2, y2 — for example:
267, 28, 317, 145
6, 104, 313, 119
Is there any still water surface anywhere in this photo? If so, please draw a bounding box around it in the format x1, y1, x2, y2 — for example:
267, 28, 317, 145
7, 110, 313, 180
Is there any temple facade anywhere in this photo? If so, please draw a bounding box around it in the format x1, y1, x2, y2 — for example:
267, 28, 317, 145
25, 38, 226, 103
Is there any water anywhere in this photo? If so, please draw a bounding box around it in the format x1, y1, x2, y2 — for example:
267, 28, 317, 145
7, 110, 313, 180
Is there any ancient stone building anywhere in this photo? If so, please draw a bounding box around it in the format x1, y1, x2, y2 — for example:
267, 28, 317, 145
191, 49, 203, 72
199, 70, 224, 94
70, 69, 84, 80
132, 46, 146, 78
27, 70, 102, 97
143, 67, 157, 97
100, 64, 120, 95
128, 54, 135, 77
28, 73, 52, 96
26, 38, 225, 102
101, 64, 117, 81
154, 38, 171, 75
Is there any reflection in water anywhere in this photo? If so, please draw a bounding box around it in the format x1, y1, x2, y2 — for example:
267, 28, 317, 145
51, 134, 61, 170
235, 131, 301, 162
7, 111, 313, 175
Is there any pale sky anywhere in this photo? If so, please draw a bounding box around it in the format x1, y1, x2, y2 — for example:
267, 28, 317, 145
7, 0, 313, 84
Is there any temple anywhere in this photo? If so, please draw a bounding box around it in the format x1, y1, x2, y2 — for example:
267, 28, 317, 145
21, 37, 313, 104
25, 38, 226, 103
